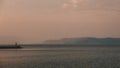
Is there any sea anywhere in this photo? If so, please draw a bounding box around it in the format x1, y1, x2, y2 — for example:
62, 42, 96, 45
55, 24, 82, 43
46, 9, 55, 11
0, 45, 120, 68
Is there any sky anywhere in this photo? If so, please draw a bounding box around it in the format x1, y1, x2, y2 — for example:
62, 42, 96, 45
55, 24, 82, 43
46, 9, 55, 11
0, 0, 120, 44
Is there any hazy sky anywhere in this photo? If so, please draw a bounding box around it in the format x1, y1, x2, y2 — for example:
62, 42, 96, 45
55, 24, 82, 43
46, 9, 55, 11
0, 0, 120, 44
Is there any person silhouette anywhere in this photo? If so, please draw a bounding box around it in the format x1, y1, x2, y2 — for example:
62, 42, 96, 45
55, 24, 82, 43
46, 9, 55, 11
15, 42, 18, 46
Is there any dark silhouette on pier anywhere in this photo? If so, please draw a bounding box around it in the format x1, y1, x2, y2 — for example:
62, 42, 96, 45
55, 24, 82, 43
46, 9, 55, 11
0, 42, 22, 49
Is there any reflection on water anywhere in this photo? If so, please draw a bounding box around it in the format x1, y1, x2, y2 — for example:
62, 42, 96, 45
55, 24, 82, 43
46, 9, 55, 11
0, 45, 120, 68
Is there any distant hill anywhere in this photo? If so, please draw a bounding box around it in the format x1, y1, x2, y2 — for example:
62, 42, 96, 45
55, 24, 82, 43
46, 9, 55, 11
44, 37, 120, 44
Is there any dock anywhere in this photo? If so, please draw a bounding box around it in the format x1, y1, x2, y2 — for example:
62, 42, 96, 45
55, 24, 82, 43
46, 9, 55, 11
0, 45, 22, 49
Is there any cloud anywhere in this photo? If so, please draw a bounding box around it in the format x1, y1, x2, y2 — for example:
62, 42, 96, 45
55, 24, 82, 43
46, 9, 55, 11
62, 0, 79, 8
61, 0, 120, 11
71, 0, 78, 8
62, 3, 69, 8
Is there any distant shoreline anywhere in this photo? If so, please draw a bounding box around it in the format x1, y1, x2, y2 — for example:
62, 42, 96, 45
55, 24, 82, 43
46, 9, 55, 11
0, 44, 120, 49
17, 44, 120, 48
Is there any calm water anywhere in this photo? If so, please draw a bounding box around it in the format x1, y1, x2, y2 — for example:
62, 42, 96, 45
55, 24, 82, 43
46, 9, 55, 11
0, 45, 120, 68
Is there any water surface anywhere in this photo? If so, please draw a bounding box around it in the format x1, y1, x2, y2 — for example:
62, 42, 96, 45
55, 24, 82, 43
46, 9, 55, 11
0, 45, 120, 68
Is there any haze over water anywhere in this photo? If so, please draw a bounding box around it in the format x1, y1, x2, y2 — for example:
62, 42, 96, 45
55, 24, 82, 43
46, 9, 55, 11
0, 1, 120, 68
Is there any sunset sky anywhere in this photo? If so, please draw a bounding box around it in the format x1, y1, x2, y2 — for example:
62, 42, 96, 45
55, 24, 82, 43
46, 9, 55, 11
0, 0, 120, 44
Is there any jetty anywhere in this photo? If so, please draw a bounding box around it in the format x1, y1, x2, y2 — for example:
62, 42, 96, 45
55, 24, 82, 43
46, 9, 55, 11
0, 42, 22, 49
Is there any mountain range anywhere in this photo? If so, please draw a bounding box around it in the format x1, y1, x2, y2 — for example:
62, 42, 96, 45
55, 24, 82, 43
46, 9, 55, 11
44, 37, 120, 44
